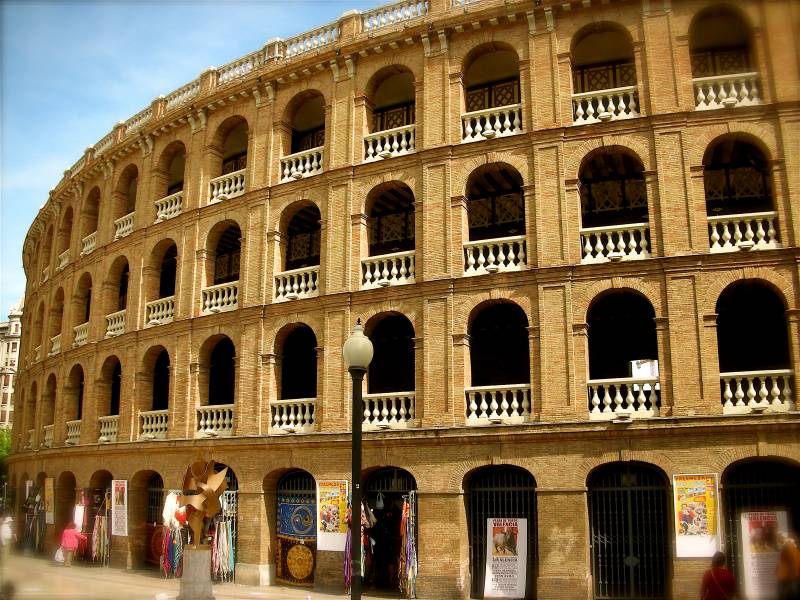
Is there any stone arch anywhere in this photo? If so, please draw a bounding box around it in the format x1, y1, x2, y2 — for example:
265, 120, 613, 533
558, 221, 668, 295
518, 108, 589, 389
703, 269, 794, 315
456, 38, 524, 74
577, 278, 664, 323
360, 58, 421, 97
103, 254, 130, 315
353, 302, 420, 337
454, 153, 529, 198
208, 114, 250, 151
454, 289, 532, 333
578, 453, 676, 488
265, 313, 326, 353
689, 122, 779, 168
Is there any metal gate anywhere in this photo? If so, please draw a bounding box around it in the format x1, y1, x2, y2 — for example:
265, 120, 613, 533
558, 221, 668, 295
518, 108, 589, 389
276, 470, 316, 585
145, 474, 165, 567
588, 462, 670, 600
467, 466, 537, 599
722, 459, 800, 581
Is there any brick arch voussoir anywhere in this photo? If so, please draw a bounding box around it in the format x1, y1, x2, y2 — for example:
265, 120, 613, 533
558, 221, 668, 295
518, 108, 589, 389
454, 150, 530, 198
448, 459, 537, 494
358, 55, 422, 92
579, 451, 675, 486
690, 122, 779, 167
454, 33, 527, 69
358, 301, 421, 337
578, 277, 664, 322
454, 289, 533, 333
270, 190, 326, 233
356, 170, 421, 214
266, 313, 326, 354
703, 267, 795, 315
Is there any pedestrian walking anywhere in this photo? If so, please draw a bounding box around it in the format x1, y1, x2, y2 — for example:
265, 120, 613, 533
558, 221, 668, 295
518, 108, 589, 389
777, 531, 800, 600
700, 551, 737, 600
59, 521, 86, 567
0, 515, 15, 566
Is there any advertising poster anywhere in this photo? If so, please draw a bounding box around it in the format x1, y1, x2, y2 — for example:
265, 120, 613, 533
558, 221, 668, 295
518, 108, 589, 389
740, 510, 789, 600
316, 480, 348, 551
673, 473, 720, 557
111, 479, 128, 537
483, 518, 527, 599
44, 478, 54, 525
73, 505, 85, 533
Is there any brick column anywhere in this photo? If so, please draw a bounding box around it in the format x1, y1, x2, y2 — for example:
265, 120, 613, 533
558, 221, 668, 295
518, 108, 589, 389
350, 212, 368, 292
654, 316, 673, 416
450, 333, 469, 428
699, 313, 722, 416
235, 489, 272, 585
415, 490, 467, 599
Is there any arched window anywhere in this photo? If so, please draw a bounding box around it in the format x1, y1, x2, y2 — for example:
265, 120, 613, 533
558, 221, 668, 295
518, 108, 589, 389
211, 224, 241, 286
465, 164, 525, 256
43, 375, 57, 434
366, 182, 415, 257
368, 67, 415, 133
100, 356, 122, 419
152, 350, 170, 412
47, 289, 64, 355
279, 325, 317, 400
115, 164, 139, 219
158, 141, 187, 197
690, 6, 753, 78
366, 314, 415, 394
81, 187, 101, 242
73, 273, 92, 338
208, 337, 235, 406
587, 462, 670, 599
66, 365, 84, 422
158, 244, 178, 298
284, 205, 321, 272
275, 470, 317, 585
288, 92, 325, 154
220, 120, 248, 176
57, 207, 73, 262
145, 241, 178, 326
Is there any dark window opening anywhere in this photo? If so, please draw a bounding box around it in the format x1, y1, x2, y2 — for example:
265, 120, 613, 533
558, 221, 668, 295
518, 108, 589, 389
118, 265, 129, 310
580, 152, 647, 228
470, 304, 529, 387
573, 60, 636, 94
371, 102, 415, 132
285, 207, 321, 271
208, 338, 235, 406
221, 152, 247, 176
465, 78, 520, 113
159, 246, 178, 298
704, 140, 772, 216
280, 327, 317, 400
368, 316, 415, 394
291, 127, 325, 154
467, 166, 525, 241
152, 351, 170, 411
84, 289, 92, 323
213, 226, 241, 286
368, 185, 415, 256
110, 362, 121, 416
690, 9, 753, 78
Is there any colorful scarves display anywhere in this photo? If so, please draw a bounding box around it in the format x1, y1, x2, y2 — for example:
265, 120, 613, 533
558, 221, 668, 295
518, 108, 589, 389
161, 526, 183, 578
399, 492, 418, 598
91, 515, 109, 564
211, 518, 235, 582
343, 501, 372, 592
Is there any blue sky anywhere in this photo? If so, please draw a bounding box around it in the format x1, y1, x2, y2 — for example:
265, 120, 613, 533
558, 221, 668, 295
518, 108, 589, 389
0, 0, 376, 317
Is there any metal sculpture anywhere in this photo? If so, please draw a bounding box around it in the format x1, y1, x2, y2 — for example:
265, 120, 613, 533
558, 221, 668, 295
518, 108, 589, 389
179, 459, 227, 547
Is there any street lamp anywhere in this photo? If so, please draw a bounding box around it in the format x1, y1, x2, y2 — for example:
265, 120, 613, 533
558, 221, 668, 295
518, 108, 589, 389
342, 319, 373, 600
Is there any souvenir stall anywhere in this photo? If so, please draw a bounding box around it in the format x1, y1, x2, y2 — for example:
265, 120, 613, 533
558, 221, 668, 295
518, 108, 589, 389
144, 474, 165, 569
210, 464, 238, 582
22, 483, 45, 554
275, 471, 316, 586
161, 489, 187, 578
86, 487, 111, 565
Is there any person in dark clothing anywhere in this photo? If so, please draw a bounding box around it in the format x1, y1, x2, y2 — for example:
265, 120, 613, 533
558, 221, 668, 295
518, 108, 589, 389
701, 551, 737, 600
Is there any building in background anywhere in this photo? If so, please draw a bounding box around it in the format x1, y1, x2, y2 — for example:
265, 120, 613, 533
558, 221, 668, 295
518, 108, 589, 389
7, 0, 800, 599
0, 300, 23, 429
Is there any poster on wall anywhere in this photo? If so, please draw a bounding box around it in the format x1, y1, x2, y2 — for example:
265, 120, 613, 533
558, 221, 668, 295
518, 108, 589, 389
73, 505, 85, 533
740, 510, 789, 600
483, 518, 527, 599
316, 480, 348, 551
673, 473, 720, 557
44, 478, 54, 525
111, 479, 128, 537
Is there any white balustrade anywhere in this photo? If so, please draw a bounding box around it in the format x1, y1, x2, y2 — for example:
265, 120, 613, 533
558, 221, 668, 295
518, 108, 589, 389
155, 191, 183, 221
41, 266, 50, 283
69, 155, 86, 177
280, 147, 324, 182
452, 0, 481, 5
588, 377, 661, 420
97, 415, 119, 443
694, 73, 761, 111
572, 86, 639, 125
48, 334, 61, 357
196, 404, 234, 437
73, 322, 89, 348
580, 223, 651, 264
34, 345, 42, 362
146, 296, 175, 326
57, 250, 70, 272
463, 236, 526, 276
65, 420, 81, 445
364, 124, 416, 162
720, 370, 794, 414
285, 23, 338, 58
461, 104, 523, 142
708, 212, 780, 253
139, 409, 169, 440
26, 429, 33, 450
125, 107, 153, 135
363, 392, 416, 430
42, 425, 53, 449
363, 0, 427, 31
466, 384, 532, 425
270, 399, 316, 434
104, 309, 126, 338
201, 281, 239, 314
114, 212, 135, 240
208, 168, 247, 204
218, 51, 261, 84
362, 251, 415, 289
94, 133, 114, 157
274, 266, 320, 301
81, 231, 97, 256
164, 80, 200, 111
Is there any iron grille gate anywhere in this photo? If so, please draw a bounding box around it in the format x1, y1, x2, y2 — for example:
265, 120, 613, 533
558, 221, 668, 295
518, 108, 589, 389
722, 460, 800, 583
588, 463, 669, 600
467, 466, 537, 599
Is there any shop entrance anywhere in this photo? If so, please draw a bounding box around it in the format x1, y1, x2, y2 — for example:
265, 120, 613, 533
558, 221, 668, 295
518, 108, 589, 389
275, 470, 317, 586
364, 467, 417, 595
144, 473, 165, 568
587, 462, 670, 600
211, 463, 237, 582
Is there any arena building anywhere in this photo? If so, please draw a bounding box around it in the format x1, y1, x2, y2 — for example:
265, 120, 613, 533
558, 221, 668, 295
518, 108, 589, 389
8, 0, 800, 598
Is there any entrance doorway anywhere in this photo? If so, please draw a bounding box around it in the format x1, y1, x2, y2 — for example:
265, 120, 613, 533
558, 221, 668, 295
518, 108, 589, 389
364, 468, 417, 594
587, 462, 670, 599
276, 470, 317, 586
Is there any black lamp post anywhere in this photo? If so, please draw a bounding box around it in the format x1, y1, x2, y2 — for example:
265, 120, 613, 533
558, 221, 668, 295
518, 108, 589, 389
342, 319, 373, 600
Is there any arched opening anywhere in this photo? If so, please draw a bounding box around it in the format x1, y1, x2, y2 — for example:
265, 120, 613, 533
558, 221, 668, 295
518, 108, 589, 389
279, 325, 317, 400
368, 66, 416, 133
72, 272, 92, 344
55, 471, 76, 536
287, 91, 325, 154
467, 302, 531, 424
57, 207, 73, 259
363, 467, 418, 595
465, 164, 526, 274
42, 374, 56, 439
24, 382, 37, 445
114, 164, 139, 220
128, 470, 165, 570
156, 141, 187, 199
145, 240, 178, 326
587, 462, 670, 599
66, 365, 84, 422
463, 44, 519, 112
283, 204, 321, 272
721, 458, 800, 584
207, 337, 235, 406
99, 355, 122, 419
366, 314, 415, 394
716, 281, 792, 412
81, 187, 100, 241
465, 465, 537, 599
275, 469, 317, 586
690, 6, 754, 78
210, 463, 237, 582
152, 349, 170, 412
138, 346, 170, 440
586, 290, 659, 418
366, 182, 416, 257
219, 119, 248, 176
103, 258, 129, 338
40, 226, 54, 278
32, 301, 45, 355
48, 288, 64, 354
158, 244, 178, 298
209, 223, 241, 286
82, 470, 113, 563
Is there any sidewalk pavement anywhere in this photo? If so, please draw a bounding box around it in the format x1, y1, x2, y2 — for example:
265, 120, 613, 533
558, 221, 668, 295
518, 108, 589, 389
0, 553, 413, 599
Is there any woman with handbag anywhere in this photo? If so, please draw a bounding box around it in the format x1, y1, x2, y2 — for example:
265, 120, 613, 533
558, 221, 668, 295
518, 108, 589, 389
59, 522, 86, 567
700, 552, 737, 600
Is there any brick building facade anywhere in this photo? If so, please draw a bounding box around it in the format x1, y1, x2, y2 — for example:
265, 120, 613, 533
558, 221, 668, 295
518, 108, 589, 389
8, 0, 800, 598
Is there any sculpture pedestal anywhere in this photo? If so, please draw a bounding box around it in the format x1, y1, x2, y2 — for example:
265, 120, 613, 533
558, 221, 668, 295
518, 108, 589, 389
178, 547, 214, 600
